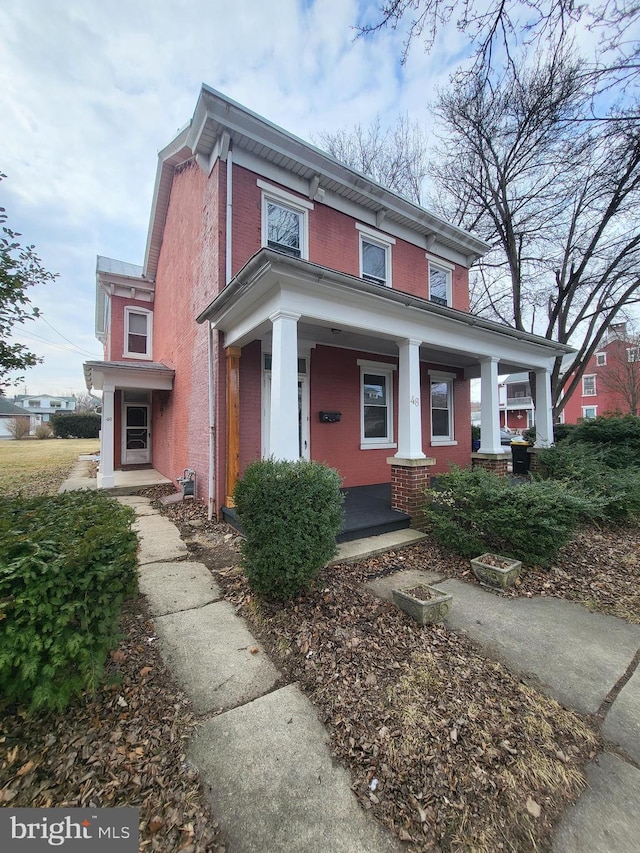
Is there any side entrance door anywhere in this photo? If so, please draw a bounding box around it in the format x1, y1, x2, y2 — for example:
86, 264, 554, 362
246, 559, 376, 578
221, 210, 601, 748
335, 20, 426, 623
122, 403, 150, 464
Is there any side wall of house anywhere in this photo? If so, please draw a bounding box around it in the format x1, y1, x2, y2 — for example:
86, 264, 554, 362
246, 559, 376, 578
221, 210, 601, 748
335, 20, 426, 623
150, 159, 226, 498
108, 296, 156, 362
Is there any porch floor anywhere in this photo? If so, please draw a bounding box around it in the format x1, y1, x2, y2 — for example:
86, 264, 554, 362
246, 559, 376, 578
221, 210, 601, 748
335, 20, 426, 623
104, 467, 173, 495
223, 483, 411, 543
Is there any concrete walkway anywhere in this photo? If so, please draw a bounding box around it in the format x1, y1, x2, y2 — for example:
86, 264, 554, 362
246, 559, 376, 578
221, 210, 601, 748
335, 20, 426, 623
119, 495, 401, 853
60, 461, 640, 851
367, 571, 640, 852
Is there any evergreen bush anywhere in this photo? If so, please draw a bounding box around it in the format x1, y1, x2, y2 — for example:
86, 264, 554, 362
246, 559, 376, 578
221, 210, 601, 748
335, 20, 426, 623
51, 412, 101, 438
0, 491, 137, 712
535, 441, 640, 521
424, 466, 594, 566
233, 458, 344, 600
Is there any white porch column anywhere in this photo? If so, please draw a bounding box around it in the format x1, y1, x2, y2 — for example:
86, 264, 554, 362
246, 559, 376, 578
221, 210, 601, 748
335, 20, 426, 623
396, 338, 426, 459
479, 357, 502, 453
98, 383, 115, 488
269, 309, 300, 460
534, 366, 554, 447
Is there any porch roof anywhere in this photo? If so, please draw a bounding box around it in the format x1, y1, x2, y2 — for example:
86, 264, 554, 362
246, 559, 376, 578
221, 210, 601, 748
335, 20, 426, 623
196, 249, 573, 377
84, 360, 175, 392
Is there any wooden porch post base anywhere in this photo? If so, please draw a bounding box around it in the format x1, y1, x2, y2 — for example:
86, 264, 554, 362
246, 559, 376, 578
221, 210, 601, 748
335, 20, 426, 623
471, 453, 509, 476
387, 457, 436, 530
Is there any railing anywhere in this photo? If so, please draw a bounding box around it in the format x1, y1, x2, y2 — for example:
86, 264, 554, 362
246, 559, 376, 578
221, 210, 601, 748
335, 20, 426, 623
506, 396, 532, 406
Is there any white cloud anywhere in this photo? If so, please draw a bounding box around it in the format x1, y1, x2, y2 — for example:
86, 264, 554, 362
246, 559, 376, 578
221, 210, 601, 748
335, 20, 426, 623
0, 0, 465, 395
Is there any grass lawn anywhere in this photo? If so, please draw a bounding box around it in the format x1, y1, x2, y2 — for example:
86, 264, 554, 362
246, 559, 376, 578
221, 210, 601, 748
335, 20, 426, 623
0, 438, 99, 497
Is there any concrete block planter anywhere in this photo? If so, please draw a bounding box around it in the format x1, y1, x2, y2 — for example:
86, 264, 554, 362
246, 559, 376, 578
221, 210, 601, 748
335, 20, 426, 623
471, 553, 522, 590
392, 584, 452, 625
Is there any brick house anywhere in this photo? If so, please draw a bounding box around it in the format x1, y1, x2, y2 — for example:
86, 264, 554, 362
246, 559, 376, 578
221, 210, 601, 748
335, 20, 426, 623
561, 324, 640, 422
84, 86, 571, 526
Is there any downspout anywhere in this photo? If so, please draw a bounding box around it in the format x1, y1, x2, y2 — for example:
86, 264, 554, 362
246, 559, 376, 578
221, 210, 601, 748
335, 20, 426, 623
207, 142, 233, 521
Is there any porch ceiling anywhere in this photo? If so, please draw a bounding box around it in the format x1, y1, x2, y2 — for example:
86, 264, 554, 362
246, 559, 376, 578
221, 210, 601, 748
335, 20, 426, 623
197, 250, 573, 377
84, 360, 175, 392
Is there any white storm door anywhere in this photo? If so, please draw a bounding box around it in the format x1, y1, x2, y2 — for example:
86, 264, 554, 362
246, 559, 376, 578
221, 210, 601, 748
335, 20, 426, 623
123, 403, 150, 464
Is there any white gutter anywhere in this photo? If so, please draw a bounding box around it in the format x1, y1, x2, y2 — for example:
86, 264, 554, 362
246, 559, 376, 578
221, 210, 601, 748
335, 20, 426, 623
207, 320, 216, 521
206, 143, 233, 519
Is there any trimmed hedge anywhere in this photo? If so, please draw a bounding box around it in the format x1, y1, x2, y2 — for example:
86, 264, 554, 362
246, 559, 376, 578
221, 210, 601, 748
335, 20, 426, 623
0, 491, 137, 712
233, 458, 344, 600
424, 466, 594, 566
51, 412, 101, 438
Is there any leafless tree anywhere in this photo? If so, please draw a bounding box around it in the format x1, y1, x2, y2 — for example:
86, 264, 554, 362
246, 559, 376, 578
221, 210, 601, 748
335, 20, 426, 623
357, 0, 640, 107
74, 392, 98, 413
431, 46, 640, 416
315, 114, 429, 203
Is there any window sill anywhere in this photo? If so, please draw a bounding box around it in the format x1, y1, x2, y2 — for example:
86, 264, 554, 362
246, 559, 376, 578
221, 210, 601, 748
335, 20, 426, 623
123, 352, 153, 360
430, 439, 457, 447
360, 441, 397, 451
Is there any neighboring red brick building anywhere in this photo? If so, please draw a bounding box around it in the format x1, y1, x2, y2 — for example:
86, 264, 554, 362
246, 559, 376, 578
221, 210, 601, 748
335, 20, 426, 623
561, 324, 640, 423
85, 86, 570, 524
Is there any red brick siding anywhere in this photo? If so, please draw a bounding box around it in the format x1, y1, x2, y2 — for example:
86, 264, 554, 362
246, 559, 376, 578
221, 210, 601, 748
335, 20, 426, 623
109, 296, 155, 361
239, 340, 262, 475
230, 164, 470, 309
148, 160, 222, 499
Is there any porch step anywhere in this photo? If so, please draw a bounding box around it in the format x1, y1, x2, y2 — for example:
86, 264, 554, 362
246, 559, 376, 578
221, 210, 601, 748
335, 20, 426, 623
221, 483, 412, 544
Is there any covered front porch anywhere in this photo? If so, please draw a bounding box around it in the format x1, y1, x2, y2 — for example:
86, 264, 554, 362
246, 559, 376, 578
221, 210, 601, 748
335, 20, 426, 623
198, 249, 572, 523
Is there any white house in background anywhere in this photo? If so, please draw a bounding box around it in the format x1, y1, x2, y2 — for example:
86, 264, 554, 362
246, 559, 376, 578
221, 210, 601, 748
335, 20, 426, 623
13, 395, 77, 426
498, 373, 535, 431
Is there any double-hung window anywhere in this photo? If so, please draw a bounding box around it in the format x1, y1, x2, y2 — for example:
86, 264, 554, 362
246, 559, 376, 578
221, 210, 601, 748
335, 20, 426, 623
124, 307, 152, 358
429, 371, 456, 444
358, 359, 396, 449
356, 224, 394, 287
258, 180, 312, 260
427, 256, 454, 307
627, 347, 639, 363
582, 374, 596, 396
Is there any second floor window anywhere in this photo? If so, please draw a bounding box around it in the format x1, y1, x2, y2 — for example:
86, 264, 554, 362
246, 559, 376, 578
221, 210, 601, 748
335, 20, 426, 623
427, 258, 453, 307
267, 201, 302, 257
596, 352, 607, 366
627, 347, 638, 363
582, 374, 596, 396
259, 180, 312, 260
361, 239, 388, 284
125, 308, 152, 358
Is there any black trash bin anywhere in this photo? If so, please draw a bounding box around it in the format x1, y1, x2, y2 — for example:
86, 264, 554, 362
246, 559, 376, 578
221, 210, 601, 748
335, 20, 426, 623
510, 439, 531, 475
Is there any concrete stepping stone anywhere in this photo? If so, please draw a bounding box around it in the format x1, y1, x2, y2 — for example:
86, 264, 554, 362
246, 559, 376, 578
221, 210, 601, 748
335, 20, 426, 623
189, 683, 400, 853
138, 560, 222, 616
153, 601, 280, 714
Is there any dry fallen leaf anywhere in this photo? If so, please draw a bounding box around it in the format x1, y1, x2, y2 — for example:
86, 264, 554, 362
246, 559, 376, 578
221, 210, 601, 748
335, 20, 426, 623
526, 797, 542, 818
249, 646, 259, 654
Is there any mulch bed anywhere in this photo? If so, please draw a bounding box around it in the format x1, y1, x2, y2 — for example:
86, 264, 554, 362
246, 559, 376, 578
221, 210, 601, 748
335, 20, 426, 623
0, 594, 225, 853
3, 482, 637, 852
165, 496, 639, 852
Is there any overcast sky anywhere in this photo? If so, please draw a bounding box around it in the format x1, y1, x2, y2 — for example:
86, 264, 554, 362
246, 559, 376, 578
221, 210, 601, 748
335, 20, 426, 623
0, 0, 475, 396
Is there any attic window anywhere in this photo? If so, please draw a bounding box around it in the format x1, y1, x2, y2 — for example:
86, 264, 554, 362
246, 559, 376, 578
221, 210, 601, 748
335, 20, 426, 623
427, 255, 454, 307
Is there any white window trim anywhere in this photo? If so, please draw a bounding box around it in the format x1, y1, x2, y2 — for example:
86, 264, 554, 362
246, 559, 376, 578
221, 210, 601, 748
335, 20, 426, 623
582, 405, 598, 419
582, 374, 597, 396
426, 254, 454, 307
258, 179, 312, 260
357, 223, 394, 288
357, 358, 397, 450
123, 306, 153, 360
429, 369, 456, 445
627, 347, 638, 363
595, 352, 607, 366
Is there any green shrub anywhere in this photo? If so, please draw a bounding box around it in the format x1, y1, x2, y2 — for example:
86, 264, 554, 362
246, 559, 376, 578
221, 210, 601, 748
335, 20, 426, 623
535, 441, 640, 521
233, 458, 344, 600
51, 412, 101, 439
424, 466, 594, 566
563, 414, 640, 467
0, 491, 137, 712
